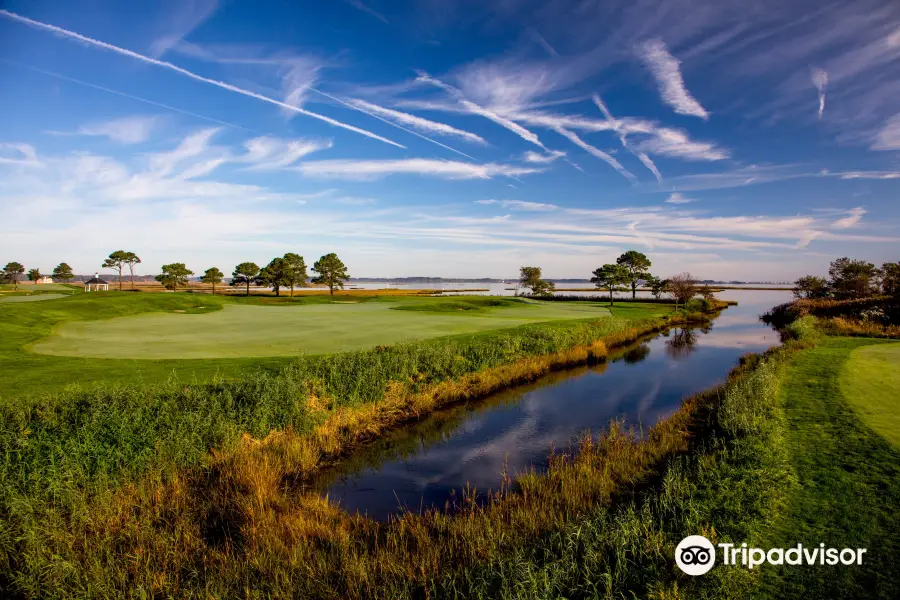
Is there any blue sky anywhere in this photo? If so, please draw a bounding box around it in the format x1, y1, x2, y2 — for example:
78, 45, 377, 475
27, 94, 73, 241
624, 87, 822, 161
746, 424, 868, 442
1, 0, 898, 280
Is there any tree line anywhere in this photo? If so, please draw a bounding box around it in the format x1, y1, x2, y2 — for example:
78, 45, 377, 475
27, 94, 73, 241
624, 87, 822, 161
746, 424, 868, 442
520, 251, 707, 308
793, 258, 899, 300
2, 251, 351, 296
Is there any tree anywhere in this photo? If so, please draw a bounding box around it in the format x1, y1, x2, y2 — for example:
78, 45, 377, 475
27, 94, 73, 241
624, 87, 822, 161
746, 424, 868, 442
102, 250, 129, 291
201, 267, 224, 294
155, 263, 193, 291
646, 275, 668, 299
259, 257, 289, 296
880, 262, 900, 297
668, 272, 698, 310
828, 257, 877, 299
793, 275, 829, 299
232, 262, 260, 296
282, 253, 308, 297
616, 250, 652, 299
312, 253, 349, 296
52, 262, 74, 283
27, 268, 42, 283
2, 262, 25, 290
591, 263, 629, 306
519, 266, 555, 297
123, 252, 141, 290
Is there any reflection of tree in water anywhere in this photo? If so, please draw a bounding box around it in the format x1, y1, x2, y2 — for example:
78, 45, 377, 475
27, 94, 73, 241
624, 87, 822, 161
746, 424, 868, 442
665, 327, 698, 359
622, 343, 651, 364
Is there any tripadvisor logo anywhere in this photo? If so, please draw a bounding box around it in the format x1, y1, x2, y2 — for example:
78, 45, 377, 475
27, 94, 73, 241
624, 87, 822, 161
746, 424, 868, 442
675, 536, 867, 576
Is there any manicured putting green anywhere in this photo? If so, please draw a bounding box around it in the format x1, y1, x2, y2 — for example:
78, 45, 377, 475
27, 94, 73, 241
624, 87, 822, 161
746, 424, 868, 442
0, 293, 69, 303
839, 342, 900, 448
30, 299, 611, 358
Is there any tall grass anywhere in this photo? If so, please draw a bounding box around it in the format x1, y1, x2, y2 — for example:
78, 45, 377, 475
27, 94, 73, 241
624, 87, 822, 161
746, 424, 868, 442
1, 312, 800, 599
2, 312, 716, 597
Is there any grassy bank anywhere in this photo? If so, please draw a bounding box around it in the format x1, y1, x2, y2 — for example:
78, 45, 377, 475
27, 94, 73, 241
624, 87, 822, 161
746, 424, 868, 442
1, 306, 707, 597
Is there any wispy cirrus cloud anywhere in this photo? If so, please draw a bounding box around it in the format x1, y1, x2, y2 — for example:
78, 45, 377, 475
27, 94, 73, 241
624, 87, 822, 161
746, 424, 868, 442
415, 71, 548, 149
296, 158, 542, 180
475, 199, 558, 211
346, 98, 486, 144
664, 192, 695, 204
593, 94, 662, 181
0, 9, 404, 148
551, 126, 636, 181
73, 115, 159, 144
148, 0, 219, 58
0, 143, 42, 167
871, 113, 900, 150
832, 207, 866, 228
633, 127, 727, 161
639, 38, 709, 120
238, 137, 333, 170
812, 68, 828, 119
345, 0, 389, 24
522, 150, 566, 163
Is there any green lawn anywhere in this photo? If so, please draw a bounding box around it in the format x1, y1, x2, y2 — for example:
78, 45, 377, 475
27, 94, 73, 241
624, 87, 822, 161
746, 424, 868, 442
30, 296, 613, 359
1, 292, 642, 398
760, 337, 900, 599
0, 293, 70, 303
839, 343, 900, 448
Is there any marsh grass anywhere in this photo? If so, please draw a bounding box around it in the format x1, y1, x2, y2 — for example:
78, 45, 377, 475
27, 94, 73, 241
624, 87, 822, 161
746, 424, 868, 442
1, 311, 798, 599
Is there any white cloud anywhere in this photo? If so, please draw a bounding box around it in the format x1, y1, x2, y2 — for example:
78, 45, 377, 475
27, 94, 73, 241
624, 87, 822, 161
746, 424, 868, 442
593, 94, 662, 181
639, 38, 710, 120
633, 127, 728, 161
347, 99, 486, 144
77, 115, 158, 144
831, 207, 866, 229
296, 158, 542, 180
0, 9, 404, 148
238, 136, 332, 170
812, 68, 828, 119
522, 150, 565, 163
664, 192, 695, 204
475, 199, 558, 211
416, 71, 547, 149
837, 170, 900, 180
551, 126, 636, 182
871, 113, 900, 150
0, 143, 42, 167
148, 0, 218, 58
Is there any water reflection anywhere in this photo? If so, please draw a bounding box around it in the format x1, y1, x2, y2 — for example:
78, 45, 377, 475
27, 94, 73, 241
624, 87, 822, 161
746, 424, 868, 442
320, 289, 792, 521
665, 327, 699, 359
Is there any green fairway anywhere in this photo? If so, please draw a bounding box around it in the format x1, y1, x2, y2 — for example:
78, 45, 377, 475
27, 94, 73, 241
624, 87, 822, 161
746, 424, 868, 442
0, 292, 637, 397
839, 342, 900, 448
31, 297, 612, 358
760, 337, 900, 599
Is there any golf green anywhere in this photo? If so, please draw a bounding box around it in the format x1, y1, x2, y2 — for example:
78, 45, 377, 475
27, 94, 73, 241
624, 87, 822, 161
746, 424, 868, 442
839, 342, 900, 448
30, 299, 612, 358
0, 293, 69, 303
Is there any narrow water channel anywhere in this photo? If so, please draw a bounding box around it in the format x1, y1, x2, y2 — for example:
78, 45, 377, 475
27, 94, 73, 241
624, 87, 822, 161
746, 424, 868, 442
320, 290, 792, 520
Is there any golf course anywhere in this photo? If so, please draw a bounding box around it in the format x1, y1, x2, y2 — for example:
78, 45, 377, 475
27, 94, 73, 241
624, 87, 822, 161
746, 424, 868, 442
1, 287, 646, 395
29, 295, 612, 358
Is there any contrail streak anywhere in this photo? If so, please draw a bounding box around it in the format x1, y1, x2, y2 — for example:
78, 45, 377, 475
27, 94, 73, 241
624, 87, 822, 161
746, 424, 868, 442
0, 9, 405, 148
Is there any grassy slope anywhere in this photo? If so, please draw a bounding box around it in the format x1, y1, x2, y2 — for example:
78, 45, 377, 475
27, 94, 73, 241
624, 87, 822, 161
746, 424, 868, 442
759, 337, 900, 599
839, 343, 900, 447
0, 293, 650, 398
